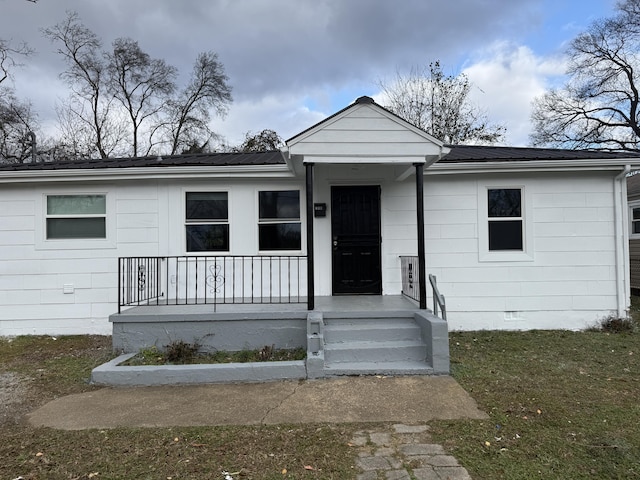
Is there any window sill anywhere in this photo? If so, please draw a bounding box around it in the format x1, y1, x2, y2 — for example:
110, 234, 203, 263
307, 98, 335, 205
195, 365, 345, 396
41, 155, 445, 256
36, 237, 116, 251
479, 250, 534, 263
258, 250, 305, 256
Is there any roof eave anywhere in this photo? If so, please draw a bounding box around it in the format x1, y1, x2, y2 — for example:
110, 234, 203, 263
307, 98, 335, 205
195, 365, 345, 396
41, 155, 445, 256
0, 164, 295, 184
427, 158, 640, 174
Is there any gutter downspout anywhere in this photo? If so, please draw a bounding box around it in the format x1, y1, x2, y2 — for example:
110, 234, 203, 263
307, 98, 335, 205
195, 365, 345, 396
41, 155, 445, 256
614, 165, 631, 317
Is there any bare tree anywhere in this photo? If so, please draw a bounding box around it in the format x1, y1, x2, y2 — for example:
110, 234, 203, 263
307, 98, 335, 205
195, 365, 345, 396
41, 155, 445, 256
0, 93, 38, 162
378, 61, 505, 145
0, 39, 39, 163
164, 51, 232, 155
231, 129, 283, 152
45, 13, 232, 159
530, 0, 640, 151
107, 38, 177, 156
0, 39, 33, 87
43, 11, 120, 158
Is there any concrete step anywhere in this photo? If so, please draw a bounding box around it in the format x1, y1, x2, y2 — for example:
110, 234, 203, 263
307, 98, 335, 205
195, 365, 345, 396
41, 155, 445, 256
324, 340, 426, 364
323, 321, 421, 343
323, 316, 416, 327
323, 360, 434, 376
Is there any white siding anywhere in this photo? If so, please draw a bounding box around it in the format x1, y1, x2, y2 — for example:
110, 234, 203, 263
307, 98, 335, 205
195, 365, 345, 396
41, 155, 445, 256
422, 171, 619, 330
0, 182, 163, 335
0, 177, 311, 335
289, 104, 443, 159
0, 163, 623, 334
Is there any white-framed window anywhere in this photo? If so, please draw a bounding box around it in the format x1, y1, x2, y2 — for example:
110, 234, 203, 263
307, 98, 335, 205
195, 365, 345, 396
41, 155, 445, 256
45, 194, 107, 239
478, 184, 533, 262
258, 190, 301, 251
185, 191, 229, 252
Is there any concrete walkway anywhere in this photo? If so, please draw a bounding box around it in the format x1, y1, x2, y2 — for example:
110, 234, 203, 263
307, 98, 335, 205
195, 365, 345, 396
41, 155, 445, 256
28, 375, 486, 430
28, 376, 486, 479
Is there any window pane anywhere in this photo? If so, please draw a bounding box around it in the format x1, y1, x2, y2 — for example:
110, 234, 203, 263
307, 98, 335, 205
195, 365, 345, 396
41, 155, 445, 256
259, 191, 300, 219
47, 195, 106, 215
47, 218, 106, 239
186, 224, 229, 252
634, 221, 640, 234
634, 208, 640, 221
259, 223, 301, 250
488, 220, 523, 250
186, 192, 228, 220
488, 189, 521, 217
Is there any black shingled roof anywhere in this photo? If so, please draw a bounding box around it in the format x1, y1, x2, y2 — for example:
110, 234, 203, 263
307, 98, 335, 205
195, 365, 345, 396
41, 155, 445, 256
1, 146, 638, 172
440, 145, 640, 162
0, 151, 286, 171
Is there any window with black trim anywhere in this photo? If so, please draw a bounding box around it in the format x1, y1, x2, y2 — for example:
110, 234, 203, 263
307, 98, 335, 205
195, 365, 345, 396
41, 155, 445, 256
632, 207, 640, 235
46, 194, 106, 239
488, 188, 523, 251
185, 192, 229, 252
258, 190, 301, 250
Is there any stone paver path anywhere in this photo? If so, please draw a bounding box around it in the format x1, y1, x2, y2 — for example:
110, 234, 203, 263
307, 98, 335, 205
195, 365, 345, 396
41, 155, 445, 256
353, 424, 472, 480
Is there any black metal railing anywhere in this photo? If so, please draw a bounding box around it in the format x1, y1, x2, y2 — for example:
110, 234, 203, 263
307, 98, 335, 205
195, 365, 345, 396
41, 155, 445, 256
118, 255, 307, 312
400, 255, 447, 320
118, 257, 163, 311
400, 255, 421, 303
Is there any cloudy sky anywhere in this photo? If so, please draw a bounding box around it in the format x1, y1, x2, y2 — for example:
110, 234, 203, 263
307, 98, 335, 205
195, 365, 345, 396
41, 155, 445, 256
1, 0, 618, 148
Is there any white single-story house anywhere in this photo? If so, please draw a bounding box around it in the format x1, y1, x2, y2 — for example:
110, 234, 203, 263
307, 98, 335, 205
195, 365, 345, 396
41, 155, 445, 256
2, 96, 640, 341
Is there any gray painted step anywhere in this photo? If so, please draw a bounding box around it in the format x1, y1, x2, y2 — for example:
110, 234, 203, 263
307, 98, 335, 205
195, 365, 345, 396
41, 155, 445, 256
323, 316, 416, 325
323, 360, 434, 376
324, 321, 421, 343
324, 340, 426, 363
321, 315, 431, 375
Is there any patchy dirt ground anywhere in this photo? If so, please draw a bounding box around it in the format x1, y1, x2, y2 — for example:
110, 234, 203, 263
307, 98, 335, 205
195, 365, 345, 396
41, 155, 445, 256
0, 371, 32, 425
0, 335, 113, 427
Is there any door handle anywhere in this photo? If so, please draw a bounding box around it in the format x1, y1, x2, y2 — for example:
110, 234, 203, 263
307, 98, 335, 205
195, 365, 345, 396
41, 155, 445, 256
333, 240, 338, 247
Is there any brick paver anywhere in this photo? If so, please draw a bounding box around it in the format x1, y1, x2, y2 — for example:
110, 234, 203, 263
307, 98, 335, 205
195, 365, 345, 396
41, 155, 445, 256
351, 424, 472, 479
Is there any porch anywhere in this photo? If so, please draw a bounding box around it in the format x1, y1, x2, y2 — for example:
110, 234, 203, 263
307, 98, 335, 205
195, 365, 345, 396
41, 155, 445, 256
113, 249, 448, 377
110, 294, 449, 379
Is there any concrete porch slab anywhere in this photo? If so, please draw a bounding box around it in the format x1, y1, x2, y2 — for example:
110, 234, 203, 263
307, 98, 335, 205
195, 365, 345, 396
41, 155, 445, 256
116, 294, 420, 316
27, 376, 487, 430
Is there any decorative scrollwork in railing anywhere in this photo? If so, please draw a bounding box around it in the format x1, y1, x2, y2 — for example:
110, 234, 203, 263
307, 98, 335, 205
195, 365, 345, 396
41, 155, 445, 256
118, 255, 307, 312
137, 265, 146, 291
400, 256, 419, 303
206, 263, 225, 294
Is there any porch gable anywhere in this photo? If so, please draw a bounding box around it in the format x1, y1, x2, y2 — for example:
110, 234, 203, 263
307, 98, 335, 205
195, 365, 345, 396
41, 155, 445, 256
286, 96, 449, 165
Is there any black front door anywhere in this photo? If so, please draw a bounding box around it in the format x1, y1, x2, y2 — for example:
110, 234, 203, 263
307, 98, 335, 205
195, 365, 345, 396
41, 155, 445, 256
331, 185, 382, 295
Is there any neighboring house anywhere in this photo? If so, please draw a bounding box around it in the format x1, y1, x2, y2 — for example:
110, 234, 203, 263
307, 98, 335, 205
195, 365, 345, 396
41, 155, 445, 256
1, 96, 640, 337
627, 172, 640, 295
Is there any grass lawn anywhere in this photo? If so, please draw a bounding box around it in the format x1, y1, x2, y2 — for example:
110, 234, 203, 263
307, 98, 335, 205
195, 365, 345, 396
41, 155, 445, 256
430, 329, 640, 479
1, 321, 639, 479
0, 336, 359, 480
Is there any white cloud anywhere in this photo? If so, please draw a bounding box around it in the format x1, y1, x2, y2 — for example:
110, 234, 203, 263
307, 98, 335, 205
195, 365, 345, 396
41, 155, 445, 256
462, 42, 567, 146
214, 94, 326, 148
2, 0, 611, 152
